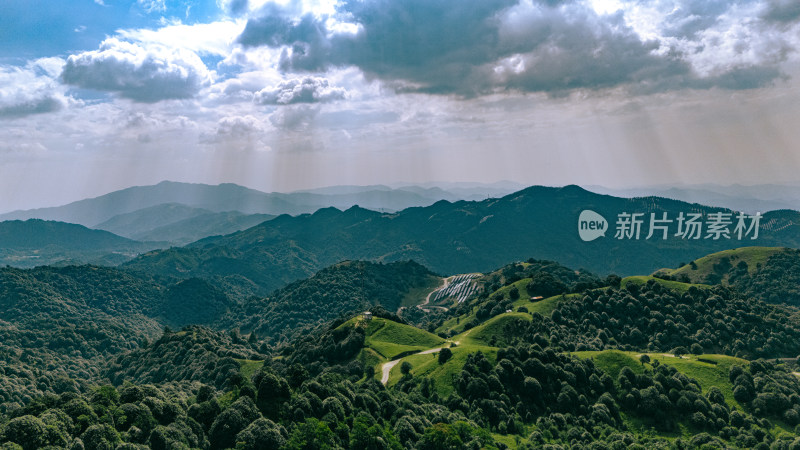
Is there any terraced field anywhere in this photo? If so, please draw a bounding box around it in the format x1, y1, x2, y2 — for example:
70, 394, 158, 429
429, 273, 481, 304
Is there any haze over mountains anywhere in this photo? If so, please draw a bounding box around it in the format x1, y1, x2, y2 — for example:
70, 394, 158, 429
587, 183, 800, 214
5, 183, 800, 448
3, 181, 800, 286
120, 185, 800, 296
0, 181, 522, 246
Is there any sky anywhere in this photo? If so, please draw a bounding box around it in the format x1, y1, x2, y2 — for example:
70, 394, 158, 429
2, 0, 800, 212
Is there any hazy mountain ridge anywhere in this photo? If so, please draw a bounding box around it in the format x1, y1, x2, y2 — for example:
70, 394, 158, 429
586, 183, 800, 214
122, 185, 800, 296
0, 180, 523, 227
0, 219, 163, 268
94, 203, 276, 245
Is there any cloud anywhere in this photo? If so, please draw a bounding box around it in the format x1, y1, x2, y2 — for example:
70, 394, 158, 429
236, 0, 793, 96
138, 0, 166, 13
200, 115, 270, 151
216, 115, 262, 135
0, 60, 70, 119
761, 0, 800, 24
227, 0, 249, 16
116, 20, 245, 57
269, 104, 319, 130
254, 76, 346, 104
61, 38, 212, 103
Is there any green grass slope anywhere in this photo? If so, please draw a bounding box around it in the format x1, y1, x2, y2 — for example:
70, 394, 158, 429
336, 316, 446, 361
386, 345, 498, 397
573, 350, 748, 409
365, 318, 446, 359
456, 312, 532, 347
621, 275, 710, 293
661, 246, 786, 284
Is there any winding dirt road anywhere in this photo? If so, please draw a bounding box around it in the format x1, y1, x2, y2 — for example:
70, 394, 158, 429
417, 277, 451, 312
380, 345, 449, 385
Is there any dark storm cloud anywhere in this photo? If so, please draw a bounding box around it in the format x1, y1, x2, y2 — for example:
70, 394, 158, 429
660, 0, 731, 39
228, 0, 249, 16
761, 0, 800, 24
0, 63, 68, 119
61, 38, 211, 103
237, 0, 788, 96
0, 97, 63, 119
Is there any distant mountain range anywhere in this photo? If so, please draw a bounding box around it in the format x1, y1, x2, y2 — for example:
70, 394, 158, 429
0, 180, 522, 245
3, 183, 799, 279
0, 180, 522, 226
586, 183, 800, 214
93, 203, 275, 245
122, 185, 800, 295
0, 219, 162, 268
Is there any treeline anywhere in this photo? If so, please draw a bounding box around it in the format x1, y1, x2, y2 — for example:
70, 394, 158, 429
728, 250, 800, 305
6, 334, 800, 449
218, 261, 436, 345
106, 326, 265, 391
515, 281, 800, 359
0, 266, 163, 413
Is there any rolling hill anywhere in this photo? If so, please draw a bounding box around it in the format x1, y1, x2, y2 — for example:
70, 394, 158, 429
0, 180, 519, 227
95, 203, 276, 245
0, 219, 162, 267
3, 252, 800, 448
657, 246, 800, 304
122, 185, 800, 295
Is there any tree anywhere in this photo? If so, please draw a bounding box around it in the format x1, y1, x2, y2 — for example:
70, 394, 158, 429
691, 343, 703, 355
733, 385, 754, 404
81, 424, 120, 450
235, 418, 287, 450
526, 272, 566, 298
438, 348, 453, 365
0, 416, 48, 450
417, 424, 463, 450
671, 347, 688, 357
400, 362, 412, 376
255, 370, 291, 420
639, 354, 651, 366
209, 397, 260, 450
350, 416, 400, 450
284, 418, 336, 450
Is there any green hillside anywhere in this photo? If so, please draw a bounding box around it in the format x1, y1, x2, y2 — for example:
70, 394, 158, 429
657, 246, 800, 305
6, 254, 800, 449
573, 350, 747, 409
218, 260, 438, 344
362, 318, 445, 360
0, 219, 161, 267
621, 275, 711, 293
661, 246, 786, 283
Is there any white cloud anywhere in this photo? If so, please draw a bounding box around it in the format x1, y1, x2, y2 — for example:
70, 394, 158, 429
117, 20, 247, 57
138, 0, 166, 13
254, 76, 346, 104
61, 38, 213, 103
269, 104, 319, 130
0, 59, 70, 119
215, 115, 263, 137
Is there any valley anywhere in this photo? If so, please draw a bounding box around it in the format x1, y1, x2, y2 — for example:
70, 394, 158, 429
3, 186, 800, 448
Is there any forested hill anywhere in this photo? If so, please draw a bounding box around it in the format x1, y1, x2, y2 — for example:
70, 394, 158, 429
0, 219, 161, 268
122, 185, 800, 295
657, 246, 800, 305
218, 260, 440, 345
5, 254, 800, 447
